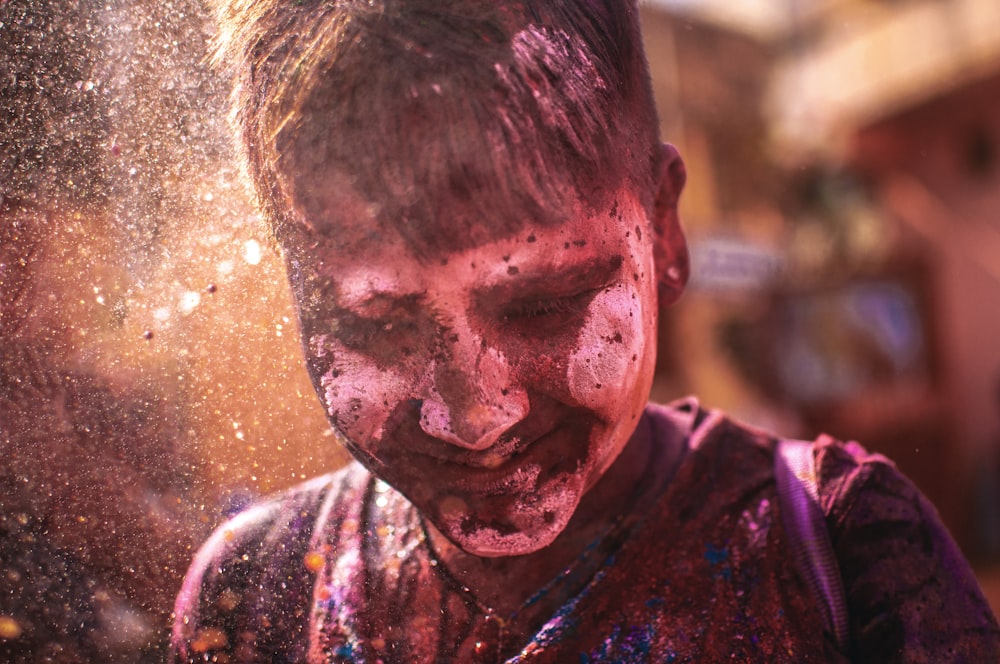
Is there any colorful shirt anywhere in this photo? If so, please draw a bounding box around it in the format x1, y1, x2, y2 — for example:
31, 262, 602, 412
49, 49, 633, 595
172, 399, 1000, 662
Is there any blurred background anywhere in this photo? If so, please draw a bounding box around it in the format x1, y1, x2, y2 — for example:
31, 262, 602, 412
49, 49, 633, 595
1, 0, 999, 659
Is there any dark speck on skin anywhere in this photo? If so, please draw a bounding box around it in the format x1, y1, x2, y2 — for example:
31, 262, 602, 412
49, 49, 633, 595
502, 255, 510, 262
526, 234, 536, 243
564, 242, 571, 249
635, 225, 642, 241
507, 265, 519, 275
572, 240, 586, 247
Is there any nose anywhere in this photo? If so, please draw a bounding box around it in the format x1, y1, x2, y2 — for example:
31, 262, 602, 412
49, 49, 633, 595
419, 340, 528, 450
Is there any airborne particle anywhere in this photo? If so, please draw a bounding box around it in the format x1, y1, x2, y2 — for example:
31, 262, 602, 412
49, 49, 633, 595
179, 291, 201, 315
304, 551, 325, 572
243, 239, 262, 265
0, 615, 22, 639
191, 627, 228, 653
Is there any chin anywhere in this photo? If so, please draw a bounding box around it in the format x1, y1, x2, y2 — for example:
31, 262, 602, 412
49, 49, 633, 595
452, 518, 566, 558
439, 475, 581, 558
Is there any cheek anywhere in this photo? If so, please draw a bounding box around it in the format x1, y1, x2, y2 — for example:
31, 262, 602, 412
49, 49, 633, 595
308, 334, 414, 447
565, 285, 647, 411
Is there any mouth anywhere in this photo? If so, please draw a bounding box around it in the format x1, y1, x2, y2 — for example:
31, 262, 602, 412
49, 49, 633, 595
367, 400, 595, 503
410, 425, 582, 498
456, 464, 542, 497
393, 411, 551, 469
456, 433, 538, 469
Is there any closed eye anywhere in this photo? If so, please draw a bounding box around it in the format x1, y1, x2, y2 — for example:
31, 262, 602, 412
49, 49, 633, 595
336, 316, 395, 349
503, 287, 603, 328
333, 311, 426, 360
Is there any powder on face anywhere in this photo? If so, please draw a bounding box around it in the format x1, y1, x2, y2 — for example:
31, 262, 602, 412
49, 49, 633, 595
286, 190, 658, 556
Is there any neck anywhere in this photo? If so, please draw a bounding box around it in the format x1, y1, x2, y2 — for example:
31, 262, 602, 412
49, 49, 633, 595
424, 410, 664, 617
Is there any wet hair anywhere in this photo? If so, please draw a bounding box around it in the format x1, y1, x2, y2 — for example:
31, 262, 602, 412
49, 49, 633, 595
211, 0, 661, 256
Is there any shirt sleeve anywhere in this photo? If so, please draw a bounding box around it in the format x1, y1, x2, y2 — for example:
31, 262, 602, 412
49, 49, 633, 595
171, 480, 330, 663
816, 438, 1000, 663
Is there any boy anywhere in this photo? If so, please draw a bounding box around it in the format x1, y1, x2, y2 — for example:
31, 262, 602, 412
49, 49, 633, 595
173, 1, 1000, 661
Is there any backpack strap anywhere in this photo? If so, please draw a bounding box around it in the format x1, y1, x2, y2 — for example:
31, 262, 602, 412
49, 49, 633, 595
774, 438, 850, 652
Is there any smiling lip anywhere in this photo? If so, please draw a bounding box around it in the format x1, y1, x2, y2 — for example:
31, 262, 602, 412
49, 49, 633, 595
407, 426, 567, 494
408, 423, 548, 469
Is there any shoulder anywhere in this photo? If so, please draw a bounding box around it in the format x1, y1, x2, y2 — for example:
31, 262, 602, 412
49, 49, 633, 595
652, 402, 1000, 659
647, 397, 777, 478
644, 398, 781, 526
647, 397, 775, 451
171, 463, 372, 661
809, 433, 959, 551
179, 464, 370, 588
811, 435, 1000, 661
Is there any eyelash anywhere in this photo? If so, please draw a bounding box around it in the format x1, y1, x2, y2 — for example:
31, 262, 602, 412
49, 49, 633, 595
337, 317, 413, 350
505, 288, 600, 322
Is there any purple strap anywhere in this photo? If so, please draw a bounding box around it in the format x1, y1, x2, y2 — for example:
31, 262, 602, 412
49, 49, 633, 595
774, 438, 850, 652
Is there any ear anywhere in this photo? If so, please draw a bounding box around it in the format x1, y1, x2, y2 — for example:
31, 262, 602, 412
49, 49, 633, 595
651, 143, 689, 308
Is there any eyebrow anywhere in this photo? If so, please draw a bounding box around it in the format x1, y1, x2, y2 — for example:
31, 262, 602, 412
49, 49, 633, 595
477, 254, 624, 305
332, 254, 624, 313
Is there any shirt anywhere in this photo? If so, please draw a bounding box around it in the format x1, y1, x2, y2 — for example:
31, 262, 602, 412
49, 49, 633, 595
172, 399, 1000, 662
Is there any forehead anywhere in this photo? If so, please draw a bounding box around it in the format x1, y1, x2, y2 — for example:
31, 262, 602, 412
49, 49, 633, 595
284, 169, 636, 263
288, 189, 647, 289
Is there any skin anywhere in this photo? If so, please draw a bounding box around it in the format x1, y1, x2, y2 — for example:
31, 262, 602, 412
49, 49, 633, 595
283, 144, 688, 612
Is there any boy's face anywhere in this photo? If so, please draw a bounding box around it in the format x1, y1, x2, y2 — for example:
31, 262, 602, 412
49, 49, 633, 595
286, 189, 659, 557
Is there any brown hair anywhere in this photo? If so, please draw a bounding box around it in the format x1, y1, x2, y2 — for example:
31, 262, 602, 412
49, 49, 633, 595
211, 0, 661, 256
